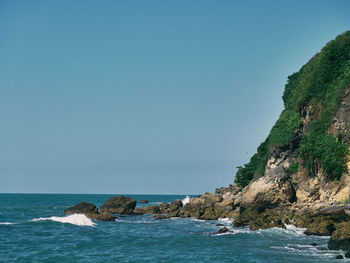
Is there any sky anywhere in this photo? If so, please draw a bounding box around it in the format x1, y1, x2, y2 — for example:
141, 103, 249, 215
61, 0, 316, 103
0, 0, 350, 194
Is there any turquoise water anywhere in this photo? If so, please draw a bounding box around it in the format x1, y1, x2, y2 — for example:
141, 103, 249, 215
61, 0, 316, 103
0, 194, 347, 262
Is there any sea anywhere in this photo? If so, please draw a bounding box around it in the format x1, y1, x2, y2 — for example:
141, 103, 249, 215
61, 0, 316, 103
0, 194, 347, 262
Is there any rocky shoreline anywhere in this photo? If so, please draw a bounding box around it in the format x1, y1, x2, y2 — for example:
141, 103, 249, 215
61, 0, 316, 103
65, 188, 350, 258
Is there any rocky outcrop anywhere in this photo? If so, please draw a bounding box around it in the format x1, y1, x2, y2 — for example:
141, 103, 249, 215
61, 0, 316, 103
64, 201, 116, 221
139, 200, 149, 204
64, 201, 99, 215
100, 196, 137, 215
329, 87, 350, 144
177, 192, 239, 220
329, 222, 350, 257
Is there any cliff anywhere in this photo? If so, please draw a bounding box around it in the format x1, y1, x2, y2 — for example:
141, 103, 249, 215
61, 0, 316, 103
119, 31, 350, 256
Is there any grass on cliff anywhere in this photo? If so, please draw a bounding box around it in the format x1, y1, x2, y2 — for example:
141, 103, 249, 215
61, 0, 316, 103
235, 31, 350, 188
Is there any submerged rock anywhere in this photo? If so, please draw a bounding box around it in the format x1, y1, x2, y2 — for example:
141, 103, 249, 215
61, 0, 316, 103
139, 200, 149, 204
216, 227, 231, 234
153, 214, 170, 220
100, 196, 137, 215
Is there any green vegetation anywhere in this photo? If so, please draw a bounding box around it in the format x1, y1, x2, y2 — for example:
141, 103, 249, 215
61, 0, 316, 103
286, 162, 299, 175
235, 31, 350, 188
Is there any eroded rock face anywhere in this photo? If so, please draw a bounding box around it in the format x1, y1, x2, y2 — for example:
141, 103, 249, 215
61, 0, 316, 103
177, 192, 239, 220
329, 87, 350, 144
100, 196, 137, 215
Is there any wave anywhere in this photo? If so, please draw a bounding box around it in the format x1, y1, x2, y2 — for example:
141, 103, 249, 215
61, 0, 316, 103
31, 214, 96, 226
217, 218, 234, 225
0, 222, 14, 225
182, 196, 191, 205
284, 224, 307, 236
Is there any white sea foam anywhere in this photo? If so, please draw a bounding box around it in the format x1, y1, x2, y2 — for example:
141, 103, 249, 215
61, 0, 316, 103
0, 222, 14, 225
284, 224, 306, 235
217, 218, 234, 225
182, 196, 191, 205
31, 214, 95, 226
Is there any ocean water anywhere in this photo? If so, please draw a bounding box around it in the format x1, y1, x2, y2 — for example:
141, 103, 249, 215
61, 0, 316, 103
0, 194, 347, 263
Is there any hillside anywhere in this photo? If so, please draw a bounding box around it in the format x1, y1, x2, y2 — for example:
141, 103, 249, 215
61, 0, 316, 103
235, 31, 350, 188
127, 31, 350, 256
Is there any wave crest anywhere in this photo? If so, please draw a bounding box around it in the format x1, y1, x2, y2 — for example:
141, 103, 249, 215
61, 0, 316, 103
31, 214, 96, 226
182, 196, 191, 205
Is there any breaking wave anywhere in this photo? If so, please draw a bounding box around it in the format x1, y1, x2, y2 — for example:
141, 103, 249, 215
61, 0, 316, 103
31, 214, 95, 226
182, 196, 191, 205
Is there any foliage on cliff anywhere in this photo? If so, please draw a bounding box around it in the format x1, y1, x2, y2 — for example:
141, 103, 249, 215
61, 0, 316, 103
235, 31, 350, 188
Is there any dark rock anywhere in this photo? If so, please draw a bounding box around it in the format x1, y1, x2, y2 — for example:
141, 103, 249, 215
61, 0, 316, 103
217, 227, 231, 234
100, 196, 137, 215
328, 222, 350, 254
139, 199, 149, 204
317, 205, 349, 216
345, 251, 350, 258
87, 212, 116, 221
232, 205, 286, 230
153, 214, 170, 220
178, 203, 206, 218
134, 205, 160, 215
304, 218, 336, 236
64, 201, 99, 215
309, 243, 318, 246
335, 255, 344, 259
64, 201, 116, 221
216, 223, 225, 226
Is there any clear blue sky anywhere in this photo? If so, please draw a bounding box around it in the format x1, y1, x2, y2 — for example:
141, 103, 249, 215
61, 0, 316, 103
1, 0, 349, 194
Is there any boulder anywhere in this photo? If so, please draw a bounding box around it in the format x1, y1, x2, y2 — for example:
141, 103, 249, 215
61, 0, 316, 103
100, 196, 137, 214
139, 200, 149, 204
328, 222, 350, 253
64, 201, 116, 221
134, 205, 160, 215
64, 201, 99, 215
87, 212, 116, 221
304, 218, 336, 236
178, 203, 206, 218
216, 227, 231, 234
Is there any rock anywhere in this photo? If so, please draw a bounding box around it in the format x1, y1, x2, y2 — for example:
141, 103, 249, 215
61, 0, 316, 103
216, 223, 225, 226
217, 227, 231, 234
169, 199, 183, 211
153, 214, 170, 220
336, 255, 344, 259
317, 205, 349, 215
232, 205, 286, 230
87, 212, 116, 221
328, 222, 350, 252
201, 208, 218, 220
134, 205, 160, 215
139, 199, 149, 204
64, 201, 116, 221
345, 251, 350, 258
100, 196, 137, 215
178, 203, 206, 218
309, 243, 318, 246
64, 201, 99, 215
304, 218, 336, 236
